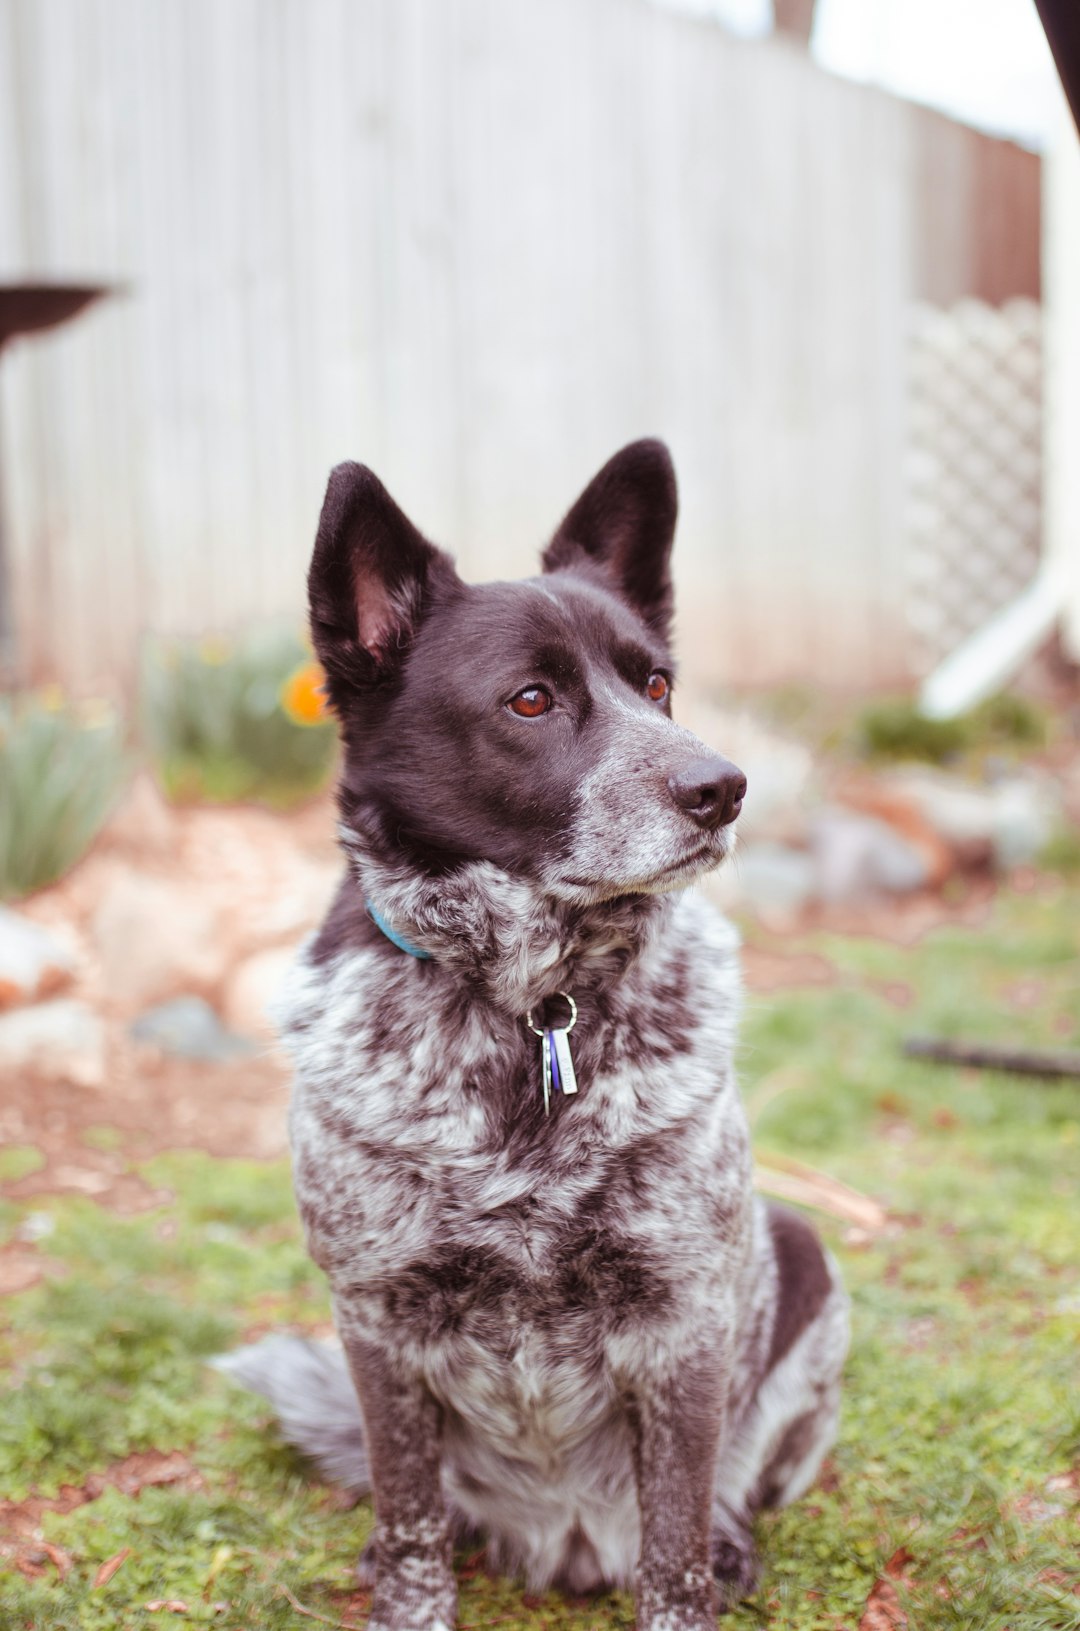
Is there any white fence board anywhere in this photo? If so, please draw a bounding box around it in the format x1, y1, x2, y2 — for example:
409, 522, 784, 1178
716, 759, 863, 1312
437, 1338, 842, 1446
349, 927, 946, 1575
0, 0, 1040, 694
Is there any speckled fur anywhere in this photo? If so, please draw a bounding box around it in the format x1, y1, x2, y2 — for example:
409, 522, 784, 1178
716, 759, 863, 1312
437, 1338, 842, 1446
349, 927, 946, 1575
220, 443, 849, 1631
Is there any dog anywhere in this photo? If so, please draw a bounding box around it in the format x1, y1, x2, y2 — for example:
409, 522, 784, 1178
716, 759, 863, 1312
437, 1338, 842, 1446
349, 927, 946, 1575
218, 440, 849, 1631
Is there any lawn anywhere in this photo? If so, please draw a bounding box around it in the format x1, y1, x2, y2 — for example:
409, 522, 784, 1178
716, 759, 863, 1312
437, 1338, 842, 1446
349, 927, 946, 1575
1, 874, 1078, 1629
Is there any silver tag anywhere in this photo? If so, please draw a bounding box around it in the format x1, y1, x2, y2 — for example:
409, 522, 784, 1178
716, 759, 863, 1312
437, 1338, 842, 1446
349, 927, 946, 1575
552, 1027, 578, 1095
541, 1030, 552, 1116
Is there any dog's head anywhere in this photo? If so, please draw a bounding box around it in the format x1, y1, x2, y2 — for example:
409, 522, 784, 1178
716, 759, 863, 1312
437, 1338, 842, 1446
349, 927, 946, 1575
308, 440, 744, 906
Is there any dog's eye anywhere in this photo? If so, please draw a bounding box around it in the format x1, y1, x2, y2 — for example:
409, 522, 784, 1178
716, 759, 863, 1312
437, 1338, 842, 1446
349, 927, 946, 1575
646, 672, 669, 703
507, 687, 552, 718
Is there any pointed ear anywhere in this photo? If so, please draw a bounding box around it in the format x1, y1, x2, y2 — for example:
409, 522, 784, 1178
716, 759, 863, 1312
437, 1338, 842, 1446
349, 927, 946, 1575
541, 439, 677, 639
308, 462, 458, 701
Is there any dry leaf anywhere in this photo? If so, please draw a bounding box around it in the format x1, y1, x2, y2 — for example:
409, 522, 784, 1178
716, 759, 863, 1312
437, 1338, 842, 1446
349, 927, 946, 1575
859, 1577, 908, 1630
885, 1546, 915, 1580
40, 1542, 73, 1578
93, 1547, 131, 1587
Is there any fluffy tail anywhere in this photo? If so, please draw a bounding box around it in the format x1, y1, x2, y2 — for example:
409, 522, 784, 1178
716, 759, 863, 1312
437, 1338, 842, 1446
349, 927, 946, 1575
211, 1335, 370, 1494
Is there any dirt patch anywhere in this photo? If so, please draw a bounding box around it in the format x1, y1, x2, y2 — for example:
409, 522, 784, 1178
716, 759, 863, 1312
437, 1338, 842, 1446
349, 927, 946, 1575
0, 1053, 290, 1206
0, 1450, 203, 1571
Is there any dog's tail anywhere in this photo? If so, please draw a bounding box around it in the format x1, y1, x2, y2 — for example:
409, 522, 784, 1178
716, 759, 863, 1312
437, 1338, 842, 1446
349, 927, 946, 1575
211, 1336, 370, 1494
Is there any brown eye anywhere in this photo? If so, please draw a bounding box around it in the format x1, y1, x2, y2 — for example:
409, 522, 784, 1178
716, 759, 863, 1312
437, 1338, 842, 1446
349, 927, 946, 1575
508, 687, 552, 718
646, 672, 669, 703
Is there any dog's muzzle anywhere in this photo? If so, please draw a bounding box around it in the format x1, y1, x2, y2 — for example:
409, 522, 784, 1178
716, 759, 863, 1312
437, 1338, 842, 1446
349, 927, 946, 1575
667, 756, 747, 830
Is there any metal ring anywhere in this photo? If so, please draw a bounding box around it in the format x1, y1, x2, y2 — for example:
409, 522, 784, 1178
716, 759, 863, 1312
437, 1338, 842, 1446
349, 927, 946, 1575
525, 990, 577, 1037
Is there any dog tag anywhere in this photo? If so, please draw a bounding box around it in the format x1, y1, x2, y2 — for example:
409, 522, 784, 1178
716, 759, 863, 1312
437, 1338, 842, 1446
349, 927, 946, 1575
541, 1030, 553, 1116
551, 1027, 578, 1095
525, 991, 579, 1116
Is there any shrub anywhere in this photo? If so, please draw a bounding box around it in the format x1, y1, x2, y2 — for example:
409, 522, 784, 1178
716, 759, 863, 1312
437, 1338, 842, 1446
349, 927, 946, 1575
856, 691, 1048, 765
140, 626, 337, 806
0, 690, 128, 899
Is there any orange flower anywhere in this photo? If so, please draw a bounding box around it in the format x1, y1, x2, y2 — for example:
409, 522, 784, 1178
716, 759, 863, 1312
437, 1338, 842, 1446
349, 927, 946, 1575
280, 661, 330, 725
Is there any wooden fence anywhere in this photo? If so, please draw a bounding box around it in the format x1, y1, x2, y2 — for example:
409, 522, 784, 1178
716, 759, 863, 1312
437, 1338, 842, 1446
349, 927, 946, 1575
0, 0, 1041, 694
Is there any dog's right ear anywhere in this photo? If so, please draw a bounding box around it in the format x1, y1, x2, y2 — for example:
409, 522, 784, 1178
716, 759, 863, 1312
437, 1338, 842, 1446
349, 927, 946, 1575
308, 462, 457, 702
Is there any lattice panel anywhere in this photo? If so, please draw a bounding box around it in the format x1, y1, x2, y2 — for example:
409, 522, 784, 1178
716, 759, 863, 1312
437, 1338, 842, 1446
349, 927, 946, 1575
905, 299, 1042, 675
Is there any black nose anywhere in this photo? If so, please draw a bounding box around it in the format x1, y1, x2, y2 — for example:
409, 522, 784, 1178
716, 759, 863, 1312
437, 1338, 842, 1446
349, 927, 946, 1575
667, 757, 747, 830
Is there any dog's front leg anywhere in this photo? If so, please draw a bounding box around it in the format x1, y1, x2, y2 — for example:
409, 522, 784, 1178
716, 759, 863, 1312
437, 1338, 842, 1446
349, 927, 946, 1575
625, 1353, 725, 1631
339, 1329, 456, 1631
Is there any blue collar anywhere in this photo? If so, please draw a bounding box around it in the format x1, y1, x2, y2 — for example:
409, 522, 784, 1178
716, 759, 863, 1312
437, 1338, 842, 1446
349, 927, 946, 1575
367, 900, 432, 960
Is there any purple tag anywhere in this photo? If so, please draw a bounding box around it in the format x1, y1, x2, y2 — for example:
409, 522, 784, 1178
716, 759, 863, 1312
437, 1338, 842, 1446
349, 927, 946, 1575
546, 1029, 561, 1093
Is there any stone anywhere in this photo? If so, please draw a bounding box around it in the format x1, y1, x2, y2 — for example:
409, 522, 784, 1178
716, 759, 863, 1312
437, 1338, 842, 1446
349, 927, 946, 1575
0, 1000, 106, 1088
990, 778, 1057, 870
887, 767, 1059, 871
809, 809, 931, 903
727, 842, 817, 916
0, 906, 76, 1010
129, 996, 252, 1061
100, 772, 178, 860
222, 947, 295, 1041
92, 870, 227, 1009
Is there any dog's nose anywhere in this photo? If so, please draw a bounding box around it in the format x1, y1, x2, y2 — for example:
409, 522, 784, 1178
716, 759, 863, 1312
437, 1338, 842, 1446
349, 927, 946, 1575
667, 757, 747, 830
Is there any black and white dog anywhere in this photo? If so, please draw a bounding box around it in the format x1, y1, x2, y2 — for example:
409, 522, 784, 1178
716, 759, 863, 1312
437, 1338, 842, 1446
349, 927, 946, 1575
220, 441, 849, 1630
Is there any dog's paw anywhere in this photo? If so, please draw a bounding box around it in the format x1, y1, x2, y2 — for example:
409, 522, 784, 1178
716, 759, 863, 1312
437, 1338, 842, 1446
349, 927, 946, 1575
364, 1560, 457, 1631
711, 1530, 761, 1610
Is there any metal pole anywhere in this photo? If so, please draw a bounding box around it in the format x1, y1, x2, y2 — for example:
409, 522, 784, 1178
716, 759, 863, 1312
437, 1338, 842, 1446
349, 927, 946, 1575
1034, 0, 1080, 136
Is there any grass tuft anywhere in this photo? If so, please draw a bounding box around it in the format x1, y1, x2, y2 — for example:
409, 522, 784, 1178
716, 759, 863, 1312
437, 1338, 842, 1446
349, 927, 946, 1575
0, 692, 128, 900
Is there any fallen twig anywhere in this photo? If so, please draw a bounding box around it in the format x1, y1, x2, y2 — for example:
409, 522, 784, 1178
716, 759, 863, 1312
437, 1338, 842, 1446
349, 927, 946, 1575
904, 1035, 1080, 1081
273, 1584, 360, 1628
754, 1156, 887, 1230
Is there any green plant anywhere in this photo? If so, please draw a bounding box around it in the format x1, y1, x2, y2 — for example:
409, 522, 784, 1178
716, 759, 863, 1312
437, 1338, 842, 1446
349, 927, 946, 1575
0, 691, 127, 900
1040, 822, 1080, 876
140, 626, 338, 807
856, 690, 1049, 766
856, 698, 970, 763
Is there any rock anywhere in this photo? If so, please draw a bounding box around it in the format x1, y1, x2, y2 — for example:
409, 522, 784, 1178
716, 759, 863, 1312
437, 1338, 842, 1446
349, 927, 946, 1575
130, 996, 252, 1061
727, 842, 817, 916
832, 777, 953, 886
101, 772, 178, 859
809, 809, 931, 902
0, 907, 76, 1009
991, 778, 1057, 870
223, 947, 295, 1041
92, 871, 227, 1010
0, 999, 106, 1087
887, 768, 1059, 871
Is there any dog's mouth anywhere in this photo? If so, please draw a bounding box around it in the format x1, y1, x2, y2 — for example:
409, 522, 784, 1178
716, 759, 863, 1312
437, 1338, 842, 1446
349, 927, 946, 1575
560, 833, 732, 900
635, 839, 729, 889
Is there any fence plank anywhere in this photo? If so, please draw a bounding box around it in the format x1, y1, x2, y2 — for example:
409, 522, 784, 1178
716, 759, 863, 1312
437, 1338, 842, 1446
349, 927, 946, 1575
0, 0, 1041, 694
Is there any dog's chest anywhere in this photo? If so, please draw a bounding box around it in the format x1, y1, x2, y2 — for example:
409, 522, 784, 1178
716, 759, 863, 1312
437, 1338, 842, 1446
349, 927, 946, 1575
284, 900, 748, 1377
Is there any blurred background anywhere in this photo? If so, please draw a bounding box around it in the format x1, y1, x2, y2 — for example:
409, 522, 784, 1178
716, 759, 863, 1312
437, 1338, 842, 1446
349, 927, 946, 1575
0, 0, 1076, 698
3, 6, 1080, 1624
1, 0, 1078, 1027
2, 0, 1080, 1045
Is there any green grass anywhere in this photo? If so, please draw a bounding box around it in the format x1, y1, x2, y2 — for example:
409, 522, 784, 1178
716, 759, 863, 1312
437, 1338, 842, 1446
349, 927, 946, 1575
2, 881, 1079, 1627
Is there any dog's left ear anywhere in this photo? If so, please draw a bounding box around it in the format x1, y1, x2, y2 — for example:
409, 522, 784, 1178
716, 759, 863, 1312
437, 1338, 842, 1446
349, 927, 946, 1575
541, 439, 677, 639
